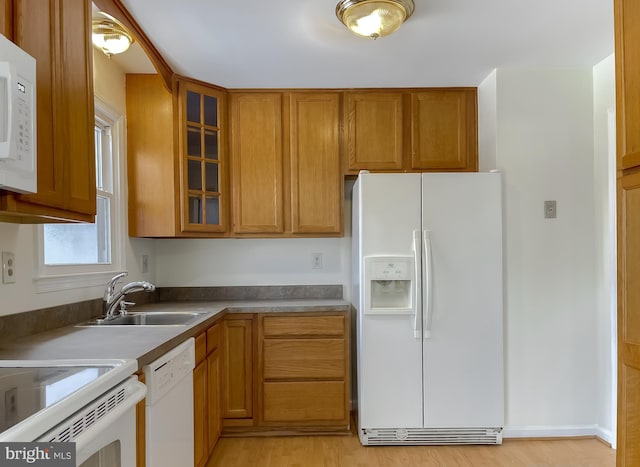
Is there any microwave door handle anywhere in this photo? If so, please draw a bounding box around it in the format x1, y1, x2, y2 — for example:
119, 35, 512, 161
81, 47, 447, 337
423, 230, 433, 339
413, 229, 422, 339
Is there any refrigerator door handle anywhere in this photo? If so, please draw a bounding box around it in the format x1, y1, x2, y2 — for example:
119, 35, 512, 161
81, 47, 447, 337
423, 229, 433, 339
412, 229, 422, 339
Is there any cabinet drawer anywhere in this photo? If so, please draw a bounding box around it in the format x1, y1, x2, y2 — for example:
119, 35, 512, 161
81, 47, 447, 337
263, 381, 345, 422
195, 332, 207, 365
207, 323, 221, 354
263, 339, 345, 379
263, 315, 344, 337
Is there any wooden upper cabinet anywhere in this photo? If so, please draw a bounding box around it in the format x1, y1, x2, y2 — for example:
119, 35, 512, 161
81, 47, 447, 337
616, 0, 640, 171
410, 90, 477, 171
615, 0, 640, 464
127, 76, 229, 237
0, 0, 96, 223
229, 91, 343, 237
179, 80, 228, 234
289, 92, 342, 235
343, 89, 478, 175
344, 92, 404, 172
230, 93, 284, 234
126, 74, 177, 237
0, 0, 12, 38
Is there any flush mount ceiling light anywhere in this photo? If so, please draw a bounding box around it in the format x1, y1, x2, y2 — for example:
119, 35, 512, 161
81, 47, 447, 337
92, 14, 134, 57
336, 0, 414, 39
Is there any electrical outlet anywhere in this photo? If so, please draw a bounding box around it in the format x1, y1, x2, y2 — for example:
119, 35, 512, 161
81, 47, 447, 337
142, 254, 149, 274
2, 251, 15, 284
312, 252, 323, 269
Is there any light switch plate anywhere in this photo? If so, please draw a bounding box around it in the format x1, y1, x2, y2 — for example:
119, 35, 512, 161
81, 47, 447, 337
544, 200, 557, 219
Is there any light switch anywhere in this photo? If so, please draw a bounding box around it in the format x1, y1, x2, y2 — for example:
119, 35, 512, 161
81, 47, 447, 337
544, 200, 557, 219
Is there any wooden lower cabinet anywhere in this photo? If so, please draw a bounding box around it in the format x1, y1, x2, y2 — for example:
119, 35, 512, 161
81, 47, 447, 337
262, 381, 346, 423
259, 313, 350, 430
222, 316, 254, 424
221, 311, 350, 434
194, 323, 223, 466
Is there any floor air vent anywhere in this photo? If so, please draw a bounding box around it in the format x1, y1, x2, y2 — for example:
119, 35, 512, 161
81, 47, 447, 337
361, 427, 503, 445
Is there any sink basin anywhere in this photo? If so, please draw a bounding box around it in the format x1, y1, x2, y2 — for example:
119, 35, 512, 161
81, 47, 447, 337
80, 311, 205, 327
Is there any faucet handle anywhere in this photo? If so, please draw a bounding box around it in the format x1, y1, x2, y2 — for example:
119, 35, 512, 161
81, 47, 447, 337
104, 272, 128, 300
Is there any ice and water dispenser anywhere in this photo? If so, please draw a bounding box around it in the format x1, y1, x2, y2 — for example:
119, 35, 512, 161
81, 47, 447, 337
364, 256, 414, 315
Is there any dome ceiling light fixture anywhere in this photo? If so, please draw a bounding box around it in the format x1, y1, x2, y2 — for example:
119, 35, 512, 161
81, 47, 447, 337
92, 14, 134, 57
335, 0, 415, 39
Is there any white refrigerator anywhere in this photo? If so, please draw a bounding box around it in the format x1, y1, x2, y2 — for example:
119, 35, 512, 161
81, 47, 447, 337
352, 172, 504, 445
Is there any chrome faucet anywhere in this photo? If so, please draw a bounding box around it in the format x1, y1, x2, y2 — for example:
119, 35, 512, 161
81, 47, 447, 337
103, 272, 156, 319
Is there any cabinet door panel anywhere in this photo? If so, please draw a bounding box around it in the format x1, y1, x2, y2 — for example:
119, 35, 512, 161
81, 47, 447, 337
207, 350, 221, 453
0, 0, 12, 39
193, 361, 207, 467
223, 318, 253, 419
263, 381, 345, 422
617, 0, 640, 171
345, 92, 404, 171
290, 93, 342, 234
179, 81, 227, 234
411, 90, 477, 170
61, 0, 95, 214
231, 93, 284, 233
263, 338, 345, 379
263, 315, 345, 337
13, 0, 63, 208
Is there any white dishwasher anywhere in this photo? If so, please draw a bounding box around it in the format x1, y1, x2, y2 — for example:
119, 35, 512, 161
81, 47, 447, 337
143, 338, 195, 467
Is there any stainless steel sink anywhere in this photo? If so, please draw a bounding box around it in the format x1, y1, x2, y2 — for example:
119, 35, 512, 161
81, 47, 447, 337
79, 311, 205, 327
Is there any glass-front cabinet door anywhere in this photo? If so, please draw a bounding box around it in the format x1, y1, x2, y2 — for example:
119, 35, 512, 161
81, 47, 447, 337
178, 80, 227, 233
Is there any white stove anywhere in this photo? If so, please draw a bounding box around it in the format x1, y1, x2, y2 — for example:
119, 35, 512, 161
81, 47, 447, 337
0, 359, 145, 466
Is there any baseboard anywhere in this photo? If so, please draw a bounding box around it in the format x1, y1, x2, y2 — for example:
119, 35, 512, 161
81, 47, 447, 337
595, 426, 615, 447
504, 424, 614, 446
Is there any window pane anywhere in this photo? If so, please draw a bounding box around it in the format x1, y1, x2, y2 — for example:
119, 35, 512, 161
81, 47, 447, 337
95, 127, 103, 190
205, 162, 218, 192
204, 130, 218, 160
44, 197, 111, 265
205, 197, 219, 225
189, 196, 203, 224
187, 127, 201, 157
188, 160, 202, 191
186, 91, 200, 123
203, 95, 217, 126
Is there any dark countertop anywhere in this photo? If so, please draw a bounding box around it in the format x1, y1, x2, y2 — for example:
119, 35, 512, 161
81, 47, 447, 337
0, 299, 350, 370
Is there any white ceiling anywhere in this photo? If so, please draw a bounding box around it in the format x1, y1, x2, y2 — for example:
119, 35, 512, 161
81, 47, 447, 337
115, 0, 614, 89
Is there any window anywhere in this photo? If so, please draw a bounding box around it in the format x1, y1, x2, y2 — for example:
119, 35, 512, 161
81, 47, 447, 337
36, 99, 125, 291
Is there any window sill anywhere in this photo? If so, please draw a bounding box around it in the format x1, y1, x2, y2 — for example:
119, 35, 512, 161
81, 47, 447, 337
34, 270, 125, 294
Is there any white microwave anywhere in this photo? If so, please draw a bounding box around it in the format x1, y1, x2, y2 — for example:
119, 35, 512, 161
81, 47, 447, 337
0, 33, 36, 193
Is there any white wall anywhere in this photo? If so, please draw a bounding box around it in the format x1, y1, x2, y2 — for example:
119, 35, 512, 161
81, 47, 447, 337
155, 184, 354, 301
0, 50, 155, 317
592, 54, 617, 443
489, 68, 599, 435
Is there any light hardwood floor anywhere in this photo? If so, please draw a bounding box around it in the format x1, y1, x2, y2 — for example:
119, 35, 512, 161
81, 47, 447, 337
207, 434, 615, 466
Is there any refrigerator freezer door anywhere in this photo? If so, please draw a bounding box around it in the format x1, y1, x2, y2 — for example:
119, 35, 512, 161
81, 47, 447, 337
355, 173, 424, 429
421, 172, 504, 428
